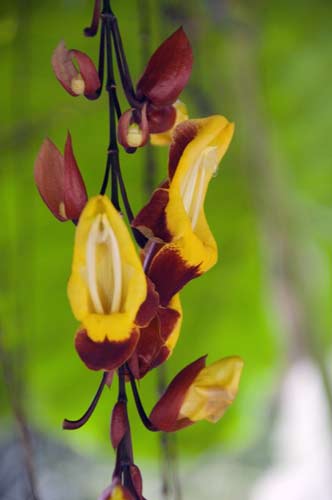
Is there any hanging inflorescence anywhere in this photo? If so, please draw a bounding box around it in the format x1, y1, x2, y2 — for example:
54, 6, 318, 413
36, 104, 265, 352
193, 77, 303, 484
34, 1, 244, 498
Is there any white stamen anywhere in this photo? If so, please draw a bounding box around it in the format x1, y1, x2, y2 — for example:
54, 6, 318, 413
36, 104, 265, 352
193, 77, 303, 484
103, 214, 122, 313
86, 213, 123, 314
181, 158, 200, 214
180, 146, 218, 230
191, 167, 206, 230
86, 215, 105, 313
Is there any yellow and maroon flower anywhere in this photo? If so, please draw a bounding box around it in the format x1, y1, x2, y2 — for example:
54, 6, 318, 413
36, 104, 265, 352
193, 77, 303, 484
149, 355, 243, 432
133, 115, 234, 306
118, 27, 193, 148
67, 195, 147, 371
34, 132, 88, 222
52, 41, 100, 99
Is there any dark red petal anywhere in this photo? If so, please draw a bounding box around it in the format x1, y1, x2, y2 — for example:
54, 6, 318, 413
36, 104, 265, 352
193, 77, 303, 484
168, 120, 198, 179
75, 329, 140, 371
149, 245, 200, 306
71, 49, 101, 99
134, 317, 164, 379
111, 401, 128, 449
150, 345, 169, 371
147, 104, 176, 134
136, 27, 193, 107
51, 41, 78, 96
130, 465, 143, 497
34, 138, 66, 221
126, 351, 140, 380
158, 306, 181, 342
132, 188, 172, 243
149, 356, 206, 432
135, 277, 160, 328
63, 132, 88, 220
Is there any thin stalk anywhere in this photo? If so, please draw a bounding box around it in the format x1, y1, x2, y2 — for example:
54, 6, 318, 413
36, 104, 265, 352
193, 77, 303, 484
126, 363, 157, 431
101, 0, 147, 248
103, 3, 120, 210
63, 372, 108, 430
115, 366, 141, 500
84, 0, 101, 37
108, 11, 142, 108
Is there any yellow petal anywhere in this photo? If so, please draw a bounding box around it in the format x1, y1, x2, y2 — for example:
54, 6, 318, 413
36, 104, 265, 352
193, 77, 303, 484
179, 356, 243, 423
68, 195, 147, 342
164, 293, 182, 353
166, 115, 234, 273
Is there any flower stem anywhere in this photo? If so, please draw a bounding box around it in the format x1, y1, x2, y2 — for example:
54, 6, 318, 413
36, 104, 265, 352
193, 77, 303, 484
126, 362, 158, 432
99, 0, 147, 249
114, 366, 141, 499
62, 371, 108, 430
84, 0, 101, 37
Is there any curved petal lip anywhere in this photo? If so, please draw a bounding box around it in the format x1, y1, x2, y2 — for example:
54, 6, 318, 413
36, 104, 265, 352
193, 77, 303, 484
135, 277, 160, 328
149, 244, 200, 306
75, 328, 139, 371
132, 187, 172, 243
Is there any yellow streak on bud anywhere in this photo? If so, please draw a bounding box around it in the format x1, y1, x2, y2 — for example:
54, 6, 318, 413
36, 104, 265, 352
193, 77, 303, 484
127, 123, 143, 148
71, 73, 85, 95
58, 201, 67, 219
110, 485, 127, 500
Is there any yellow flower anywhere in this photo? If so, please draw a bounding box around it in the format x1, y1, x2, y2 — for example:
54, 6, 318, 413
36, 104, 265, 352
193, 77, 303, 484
133, 115, 234, 306
150, 355, 243, 431
179, 356, 243, 423
68, 195, 147, 371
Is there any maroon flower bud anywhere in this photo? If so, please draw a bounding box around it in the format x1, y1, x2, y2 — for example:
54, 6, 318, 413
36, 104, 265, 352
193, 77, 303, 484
149, 355, 243, 432
117, 104, 149, 149
52, 41, 100, 99
146, 104, 176, 134
136, 27, 193, 107
129, 465, 143, 498
34, 132, 87, 221
110, 401, 128, 449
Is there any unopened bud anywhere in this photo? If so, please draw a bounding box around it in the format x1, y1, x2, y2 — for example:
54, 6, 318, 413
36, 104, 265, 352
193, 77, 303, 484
136, 27, 193, 107
117, 104, 149, 150
34, 132, 87, 222
52, 41, 100, 99
127, 123, 144, 148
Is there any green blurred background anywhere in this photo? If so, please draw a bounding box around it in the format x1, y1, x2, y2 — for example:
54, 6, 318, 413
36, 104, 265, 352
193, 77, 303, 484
1, 0, 332, 499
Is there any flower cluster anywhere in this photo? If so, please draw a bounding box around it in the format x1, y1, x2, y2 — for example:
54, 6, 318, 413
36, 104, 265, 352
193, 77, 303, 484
34, 1, 243, 498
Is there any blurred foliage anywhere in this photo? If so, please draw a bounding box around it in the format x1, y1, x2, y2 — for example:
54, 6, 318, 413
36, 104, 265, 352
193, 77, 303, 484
1, 0, 332, 466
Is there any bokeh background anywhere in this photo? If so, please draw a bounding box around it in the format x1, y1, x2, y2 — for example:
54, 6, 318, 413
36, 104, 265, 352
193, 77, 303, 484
1, 0, 332, 499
